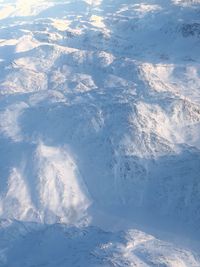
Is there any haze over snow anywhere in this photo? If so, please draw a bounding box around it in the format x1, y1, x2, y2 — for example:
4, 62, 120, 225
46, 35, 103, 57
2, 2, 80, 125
0, 0, 200, 266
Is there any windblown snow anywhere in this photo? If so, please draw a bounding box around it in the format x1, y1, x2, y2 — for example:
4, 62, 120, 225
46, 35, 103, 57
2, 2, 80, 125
0, 0, 200, 266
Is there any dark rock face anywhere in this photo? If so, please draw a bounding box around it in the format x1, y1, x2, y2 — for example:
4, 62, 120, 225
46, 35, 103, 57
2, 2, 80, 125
181, 23, 200, 37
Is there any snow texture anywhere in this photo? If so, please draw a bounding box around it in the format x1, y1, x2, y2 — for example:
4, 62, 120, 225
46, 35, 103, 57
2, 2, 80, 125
0, 0, 200, 266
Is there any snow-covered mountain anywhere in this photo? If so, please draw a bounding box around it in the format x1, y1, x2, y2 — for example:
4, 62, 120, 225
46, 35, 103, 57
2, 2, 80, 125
0, 0, 200, 266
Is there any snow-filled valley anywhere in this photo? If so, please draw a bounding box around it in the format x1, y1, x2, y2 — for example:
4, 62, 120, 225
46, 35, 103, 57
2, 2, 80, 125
0, 0, 200, 266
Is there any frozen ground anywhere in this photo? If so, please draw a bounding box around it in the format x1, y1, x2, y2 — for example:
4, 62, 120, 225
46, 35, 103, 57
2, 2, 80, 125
0, 0, 200, 266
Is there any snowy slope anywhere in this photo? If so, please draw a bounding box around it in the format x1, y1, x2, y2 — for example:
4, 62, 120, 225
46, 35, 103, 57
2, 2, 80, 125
0, 0, 200, 266
0, 220, 199, 267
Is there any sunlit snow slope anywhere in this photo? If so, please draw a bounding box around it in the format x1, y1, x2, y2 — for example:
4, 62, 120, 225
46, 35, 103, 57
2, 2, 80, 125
0, 0, 200, 266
